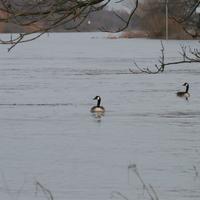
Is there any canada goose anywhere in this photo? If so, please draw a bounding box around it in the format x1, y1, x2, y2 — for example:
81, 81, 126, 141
176, 82, 190, 100
90, 96, 105, 113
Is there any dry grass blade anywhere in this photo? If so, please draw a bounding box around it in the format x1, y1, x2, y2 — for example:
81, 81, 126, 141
128, 164, 159, 200
35, 181, 54, 200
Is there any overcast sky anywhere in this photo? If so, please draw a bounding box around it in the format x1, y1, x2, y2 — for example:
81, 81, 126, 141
108, 0, 141, 12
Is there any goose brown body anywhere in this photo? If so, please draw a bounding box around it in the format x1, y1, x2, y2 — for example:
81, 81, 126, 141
90, 96, 105, 113
176, 82, 190, 100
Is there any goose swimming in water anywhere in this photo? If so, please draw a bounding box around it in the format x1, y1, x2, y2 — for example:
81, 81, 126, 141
176, 82, 190, 100
90, 96, 105, 113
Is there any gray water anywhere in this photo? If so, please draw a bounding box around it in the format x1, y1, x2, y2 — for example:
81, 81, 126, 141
0, 33, 200, 200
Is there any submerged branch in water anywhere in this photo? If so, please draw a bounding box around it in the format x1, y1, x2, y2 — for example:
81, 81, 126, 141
129, 41, 200, 74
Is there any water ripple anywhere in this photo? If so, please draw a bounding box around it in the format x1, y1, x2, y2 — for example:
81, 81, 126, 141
0, 103, 72, 107
159, 111, 200, 119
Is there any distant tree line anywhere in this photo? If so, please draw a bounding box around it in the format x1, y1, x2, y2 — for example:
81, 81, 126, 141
0, 0, 139, 50
0, 8, 140, 33
57, 10, 141, 32
0, 0, 200, 51
137, 0, 200, 39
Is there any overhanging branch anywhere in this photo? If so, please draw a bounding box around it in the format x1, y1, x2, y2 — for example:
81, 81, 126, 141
0, 0, 139, 51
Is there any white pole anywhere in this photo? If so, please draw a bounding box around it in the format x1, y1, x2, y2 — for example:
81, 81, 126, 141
165, 0, 168, 40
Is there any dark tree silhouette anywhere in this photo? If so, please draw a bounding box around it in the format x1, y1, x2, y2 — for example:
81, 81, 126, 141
0, 0, 138, 51
171, 0, 200, 38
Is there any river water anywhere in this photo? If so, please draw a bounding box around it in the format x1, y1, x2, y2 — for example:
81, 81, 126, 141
0, 33, 200, 200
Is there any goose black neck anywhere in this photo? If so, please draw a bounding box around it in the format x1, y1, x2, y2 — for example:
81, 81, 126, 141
97, 98, 101, 107
185, 85, 189, 93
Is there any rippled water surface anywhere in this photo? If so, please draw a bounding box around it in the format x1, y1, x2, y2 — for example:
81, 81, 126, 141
0, 33, 200, 200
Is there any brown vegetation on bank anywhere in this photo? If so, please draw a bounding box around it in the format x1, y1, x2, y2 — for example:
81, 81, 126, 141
108, 0, 199, 40
0, 0, 199, 40
107, 31, 148, 39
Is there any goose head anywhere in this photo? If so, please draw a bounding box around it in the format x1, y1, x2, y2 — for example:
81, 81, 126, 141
182, 82, 189, 87
93, 96, 101, 101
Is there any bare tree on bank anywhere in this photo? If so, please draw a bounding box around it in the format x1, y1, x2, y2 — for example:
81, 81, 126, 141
138, 0, 200, 39
170, 0, 200, 38
0, 0, 138, 51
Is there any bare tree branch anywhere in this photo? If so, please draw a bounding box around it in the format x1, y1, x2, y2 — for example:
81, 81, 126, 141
0, 0, 139, 51
173, 0, 200, 24
129, 41, 200, 74
99, 0, 138, 32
